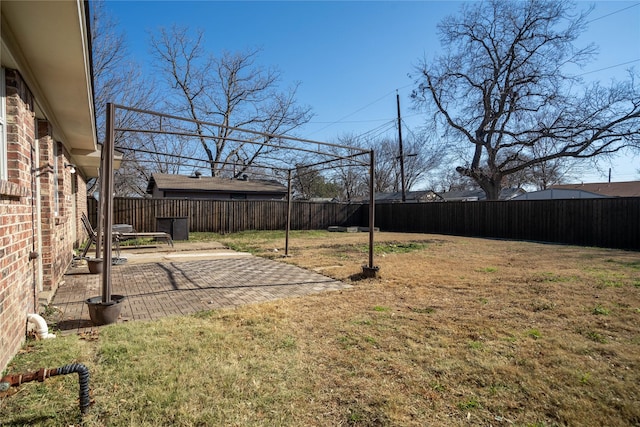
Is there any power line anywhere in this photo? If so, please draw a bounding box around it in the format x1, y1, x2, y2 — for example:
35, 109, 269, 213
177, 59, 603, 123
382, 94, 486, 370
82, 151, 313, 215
401, 119, 421, 141
308, 117, 393, 125
306, 90, 397, 137
352, 120, 397, 143
587, 2, 640, 23
306, 4, 638, 140
307, 83, 415, 137
307, 5, 640, 143
577, 58, 640, 76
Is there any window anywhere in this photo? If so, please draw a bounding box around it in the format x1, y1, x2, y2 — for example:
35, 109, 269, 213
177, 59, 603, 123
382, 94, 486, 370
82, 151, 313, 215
0, 67, 7, 180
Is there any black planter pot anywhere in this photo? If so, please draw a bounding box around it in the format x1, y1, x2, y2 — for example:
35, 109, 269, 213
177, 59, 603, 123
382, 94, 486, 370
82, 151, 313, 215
87, 258, 103, 274
85, 295, 125, 326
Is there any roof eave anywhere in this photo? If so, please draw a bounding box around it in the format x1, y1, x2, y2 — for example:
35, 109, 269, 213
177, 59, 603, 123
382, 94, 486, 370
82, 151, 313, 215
1, 0, 98, 176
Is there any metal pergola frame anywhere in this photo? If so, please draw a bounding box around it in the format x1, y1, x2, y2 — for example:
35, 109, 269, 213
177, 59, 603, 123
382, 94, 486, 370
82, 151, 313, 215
96, 103, 378, 304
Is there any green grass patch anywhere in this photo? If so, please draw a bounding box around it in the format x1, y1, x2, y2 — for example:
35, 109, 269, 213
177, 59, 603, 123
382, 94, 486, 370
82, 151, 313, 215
458, 398, 481, 410
527, 329, 542, 340
118, 237, 158, 247
195, 230, 332, 253
592, 304, 611, 316
605, 259, 640, 270
2, 314, 312, 426
468, 340, 483, 350
356, 241, 429, 255
583, 330, 608, 344
584, 268, 629, 288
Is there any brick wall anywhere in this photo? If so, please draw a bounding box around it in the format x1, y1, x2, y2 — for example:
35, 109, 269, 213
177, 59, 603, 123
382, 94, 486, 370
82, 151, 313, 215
0, 69, 38, 372
0, 69, 86, 372
36, 124, 76, 293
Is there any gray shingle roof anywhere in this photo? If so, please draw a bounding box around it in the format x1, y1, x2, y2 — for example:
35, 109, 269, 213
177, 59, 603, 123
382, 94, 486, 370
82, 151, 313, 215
550, 181, 640, 197
147, 173, 287, 194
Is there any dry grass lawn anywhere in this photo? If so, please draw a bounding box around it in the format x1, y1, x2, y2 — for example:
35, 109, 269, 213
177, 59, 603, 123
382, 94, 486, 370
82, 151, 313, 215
1, 231, 639, 426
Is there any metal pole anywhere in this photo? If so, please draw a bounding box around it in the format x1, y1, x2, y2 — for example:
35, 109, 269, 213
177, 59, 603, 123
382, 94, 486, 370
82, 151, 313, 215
397, 92, 406, 202
101, 103, 115, 303
368, 150, 375, 270
285, 169, 292, 256
95, 158, 104, 260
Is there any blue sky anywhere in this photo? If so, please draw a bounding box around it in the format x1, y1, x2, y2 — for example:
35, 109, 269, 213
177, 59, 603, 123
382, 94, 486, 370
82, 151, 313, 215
104, 0, 640, 185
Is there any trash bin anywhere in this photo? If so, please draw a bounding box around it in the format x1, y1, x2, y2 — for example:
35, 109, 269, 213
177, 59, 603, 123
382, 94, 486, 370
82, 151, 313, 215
156, 217, 189, 241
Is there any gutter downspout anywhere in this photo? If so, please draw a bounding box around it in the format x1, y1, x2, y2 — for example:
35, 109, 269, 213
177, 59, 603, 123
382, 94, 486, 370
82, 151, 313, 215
34, 126, 44, 306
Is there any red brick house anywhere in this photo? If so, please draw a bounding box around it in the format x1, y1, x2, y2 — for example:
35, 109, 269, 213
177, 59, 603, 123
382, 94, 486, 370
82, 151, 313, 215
1, 1, 102, 371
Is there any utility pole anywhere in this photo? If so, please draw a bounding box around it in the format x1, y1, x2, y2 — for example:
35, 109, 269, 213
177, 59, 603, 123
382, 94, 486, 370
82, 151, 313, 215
396, 91, 407, 202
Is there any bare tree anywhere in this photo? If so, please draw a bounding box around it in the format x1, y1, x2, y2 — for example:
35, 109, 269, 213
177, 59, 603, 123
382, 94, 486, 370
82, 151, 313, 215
150, 26, 313, 178
321, 134, 370, 201
398, 133, 443, 191
431, 168, 478, 193
412, 0, 640, 200
91, 1, 162, 196
330, 132, 443, 199
292, 165, 340, 200
513, 138, 586, 190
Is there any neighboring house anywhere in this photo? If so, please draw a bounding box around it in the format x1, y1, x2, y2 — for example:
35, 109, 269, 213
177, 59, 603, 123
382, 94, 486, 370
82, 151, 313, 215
513, 188, 607, 200
549, 181, 640, 198
433, 189, 485, 202
513, 181, 640, 200
305, 197, 339, 202
147, 173, 288, 200
1, 1, 101, 372
373, 188, 525, 203
373, 190, 442, 203
438, 188, 526, 201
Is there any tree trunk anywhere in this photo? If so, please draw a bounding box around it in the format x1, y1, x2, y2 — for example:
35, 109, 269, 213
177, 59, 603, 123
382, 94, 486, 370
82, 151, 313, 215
479, 179, 502, 201
473, 170, 503, 201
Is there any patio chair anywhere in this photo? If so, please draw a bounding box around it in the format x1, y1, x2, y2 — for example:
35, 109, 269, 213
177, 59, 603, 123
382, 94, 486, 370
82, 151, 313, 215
79, 213, 122, 259
113, 226, 174, 248
80, 214, 174, 258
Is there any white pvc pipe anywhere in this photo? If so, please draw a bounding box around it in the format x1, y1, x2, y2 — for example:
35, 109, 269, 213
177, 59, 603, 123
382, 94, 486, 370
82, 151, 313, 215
27, 313, 56, 339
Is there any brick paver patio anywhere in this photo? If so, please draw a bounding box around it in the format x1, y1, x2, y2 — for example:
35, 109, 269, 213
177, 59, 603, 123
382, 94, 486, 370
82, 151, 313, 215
51, 249, 351, 334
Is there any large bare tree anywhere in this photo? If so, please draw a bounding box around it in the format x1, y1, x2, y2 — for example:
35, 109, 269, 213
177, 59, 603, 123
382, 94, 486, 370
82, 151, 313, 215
150, 26, 313, 178
412, 0, 640, 200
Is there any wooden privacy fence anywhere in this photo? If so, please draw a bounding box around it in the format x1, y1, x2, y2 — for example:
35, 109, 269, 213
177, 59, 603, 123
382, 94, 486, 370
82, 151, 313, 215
375, 197, 640, 251
87, 198, 364, 234
88, 197, 639, 250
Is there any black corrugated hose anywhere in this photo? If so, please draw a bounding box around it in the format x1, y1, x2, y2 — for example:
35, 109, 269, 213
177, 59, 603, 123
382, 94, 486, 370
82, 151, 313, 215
56, 363, 91, 414
0, 363, 90, 415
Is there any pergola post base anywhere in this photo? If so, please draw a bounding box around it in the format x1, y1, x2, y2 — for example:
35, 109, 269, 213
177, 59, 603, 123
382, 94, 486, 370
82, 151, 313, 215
361, 265, 380, 278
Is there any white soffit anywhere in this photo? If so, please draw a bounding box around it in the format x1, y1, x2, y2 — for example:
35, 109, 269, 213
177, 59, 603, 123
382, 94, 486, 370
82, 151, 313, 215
1, 0, 97, 153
